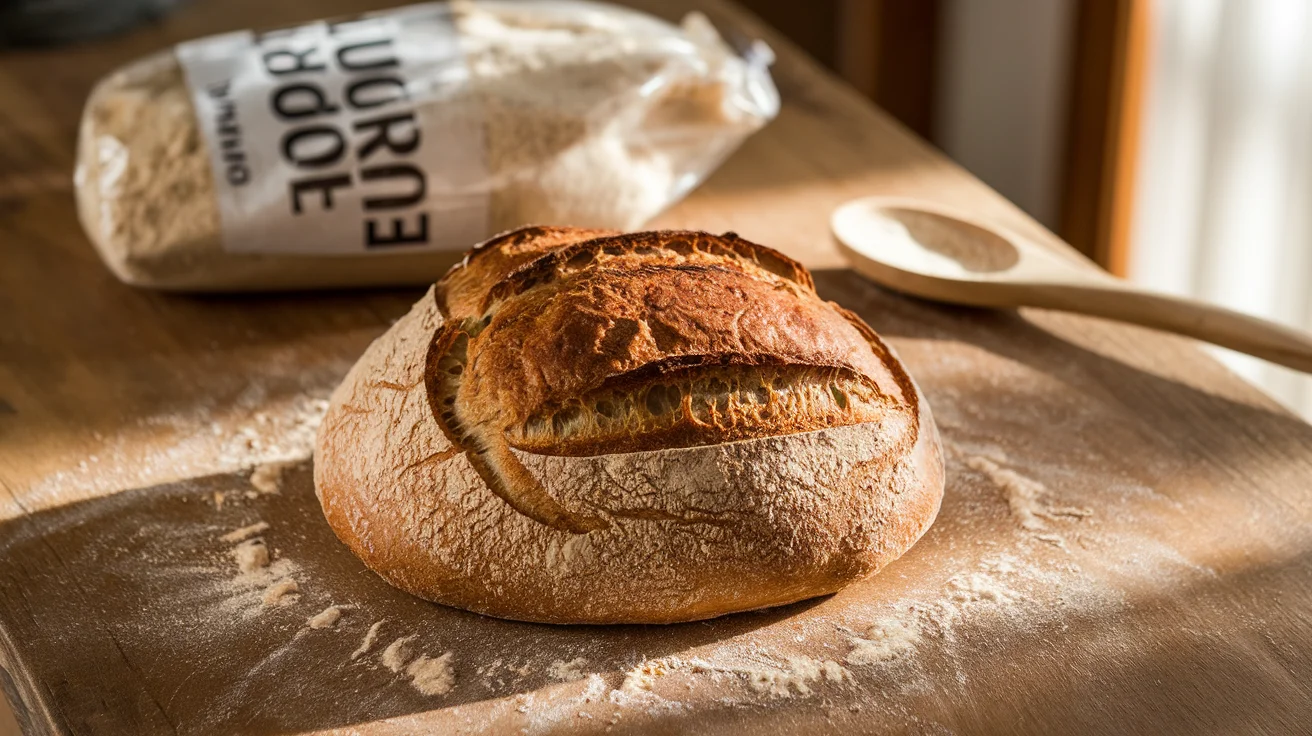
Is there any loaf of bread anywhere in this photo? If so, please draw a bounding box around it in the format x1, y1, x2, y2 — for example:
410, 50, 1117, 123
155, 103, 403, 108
314, 226, 943, 624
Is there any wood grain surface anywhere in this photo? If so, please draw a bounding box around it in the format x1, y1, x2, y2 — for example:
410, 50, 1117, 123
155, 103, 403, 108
3, 1, 1312, 734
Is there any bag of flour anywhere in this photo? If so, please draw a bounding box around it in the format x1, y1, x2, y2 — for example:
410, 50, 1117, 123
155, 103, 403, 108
74, 0, 778, 291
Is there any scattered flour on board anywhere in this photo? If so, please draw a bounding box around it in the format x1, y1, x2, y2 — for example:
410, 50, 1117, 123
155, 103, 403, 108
548, 658, 588, 682
353, 621, 385, 660
223, 556, 299, 598
742, 657, 849, 697
965, 453, 1092, 548
926, 556, 1026, 634
847, 616, 922, 665
18, 392, 332, 515
307, 606, 342, 629
611, 655, 848, 702
618, 659, 673, 694
507, 674, 610, 731
209, 515, 308, 623
478, 659, 536, 690
838, 552, 1090, 673
215, 396, 332, 470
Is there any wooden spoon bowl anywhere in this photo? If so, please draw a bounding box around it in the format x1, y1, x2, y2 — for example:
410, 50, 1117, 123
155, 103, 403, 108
833, 196, 1312, 374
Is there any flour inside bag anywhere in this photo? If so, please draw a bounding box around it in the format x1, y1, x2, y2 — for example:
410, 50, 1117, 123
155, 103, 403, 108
74, 0, 779, 291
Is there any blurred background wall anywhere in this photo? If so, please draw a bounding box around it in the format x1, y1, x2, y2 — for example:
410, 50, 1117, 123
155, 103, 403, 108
745, 0, 1312, 420
1129, 0, 1312, 418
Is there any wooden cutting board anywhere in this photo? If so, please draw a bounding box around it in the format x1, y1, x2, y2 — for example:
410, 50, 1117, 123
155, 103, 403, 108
4, 0, 1312, 733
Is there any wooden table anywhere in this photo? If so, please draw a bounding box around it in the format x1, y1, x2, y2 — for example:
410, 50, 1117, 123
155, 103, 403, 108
4, 1, 1312, 734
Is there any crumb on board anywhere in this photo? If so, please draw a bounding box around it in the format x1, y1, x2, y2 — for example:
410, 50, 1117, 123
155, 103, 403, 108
308, 606, 342, 629
407, 653, 456, 696
233, 539, 269, 573
382, 636, 416, 673
250, 461, 292, 495
353, 621, 385, 660
262, 578, 299, 607
375, 634, 456, 696
220, 521, 269, 544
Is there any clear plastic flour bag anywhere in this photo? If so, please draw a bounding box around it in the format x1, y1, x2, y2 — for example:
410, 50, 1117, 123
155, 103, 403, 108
74, 0, 779, 291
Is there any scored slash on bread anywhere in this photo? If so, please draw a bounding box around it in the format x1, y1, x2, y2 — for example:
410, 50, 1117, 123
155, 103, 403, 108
424, 227, 922, 534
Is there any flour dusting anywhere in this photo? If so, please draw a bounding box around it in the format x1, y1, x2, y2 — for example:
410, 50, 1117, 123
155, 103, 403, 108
619, 659, 671, 694
744, 656, 849, 697
608, 653, 849, 703
378, 633, 456, 696
12, 391, 333, 520
966, 454, 1092, 542
548, 658, 588, 682
847, 616, 921, 665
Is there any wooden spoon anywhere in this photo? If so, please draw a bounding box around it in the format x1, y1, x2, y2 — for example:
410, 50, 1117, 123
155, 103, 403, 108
832, 196, 1312, 374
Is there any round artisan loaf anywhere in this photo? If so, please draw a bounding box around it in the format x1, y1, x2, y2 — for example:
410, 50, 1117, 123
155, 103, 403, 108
314, 226, 944, 624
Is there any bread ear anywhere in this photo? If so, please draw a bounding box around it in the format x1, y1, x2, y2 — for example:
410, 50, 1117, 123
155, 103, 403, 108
831, 302, 923, 448
424, 317, 606, 533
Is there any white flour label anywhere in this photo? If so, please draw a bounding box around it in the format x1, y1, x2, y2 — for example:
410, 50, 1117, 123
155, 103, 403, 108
177, 4, 488, 255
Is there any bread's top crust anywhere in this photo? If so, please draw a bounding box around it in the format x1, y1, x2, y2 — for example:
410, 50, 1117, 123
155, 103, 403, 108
425, 227, 919, 532
435, 225, 618, 321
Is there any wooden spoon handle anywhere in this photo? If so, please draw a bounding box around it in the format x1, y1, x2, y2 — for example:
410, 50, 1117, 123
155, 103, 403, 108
1024, 282, 1312, 374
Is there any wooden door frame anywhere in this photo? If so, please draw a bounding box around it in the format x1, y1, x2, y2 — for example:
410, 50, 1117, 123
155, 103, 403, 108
1060, 0, 1151, 275
836, 0, 941, 141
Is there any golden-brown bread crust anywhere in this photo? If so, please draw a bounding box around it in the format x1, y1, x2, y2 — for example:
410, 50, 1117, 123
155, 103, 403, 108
315, 226, 944, 623
435, 225, 617, 320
